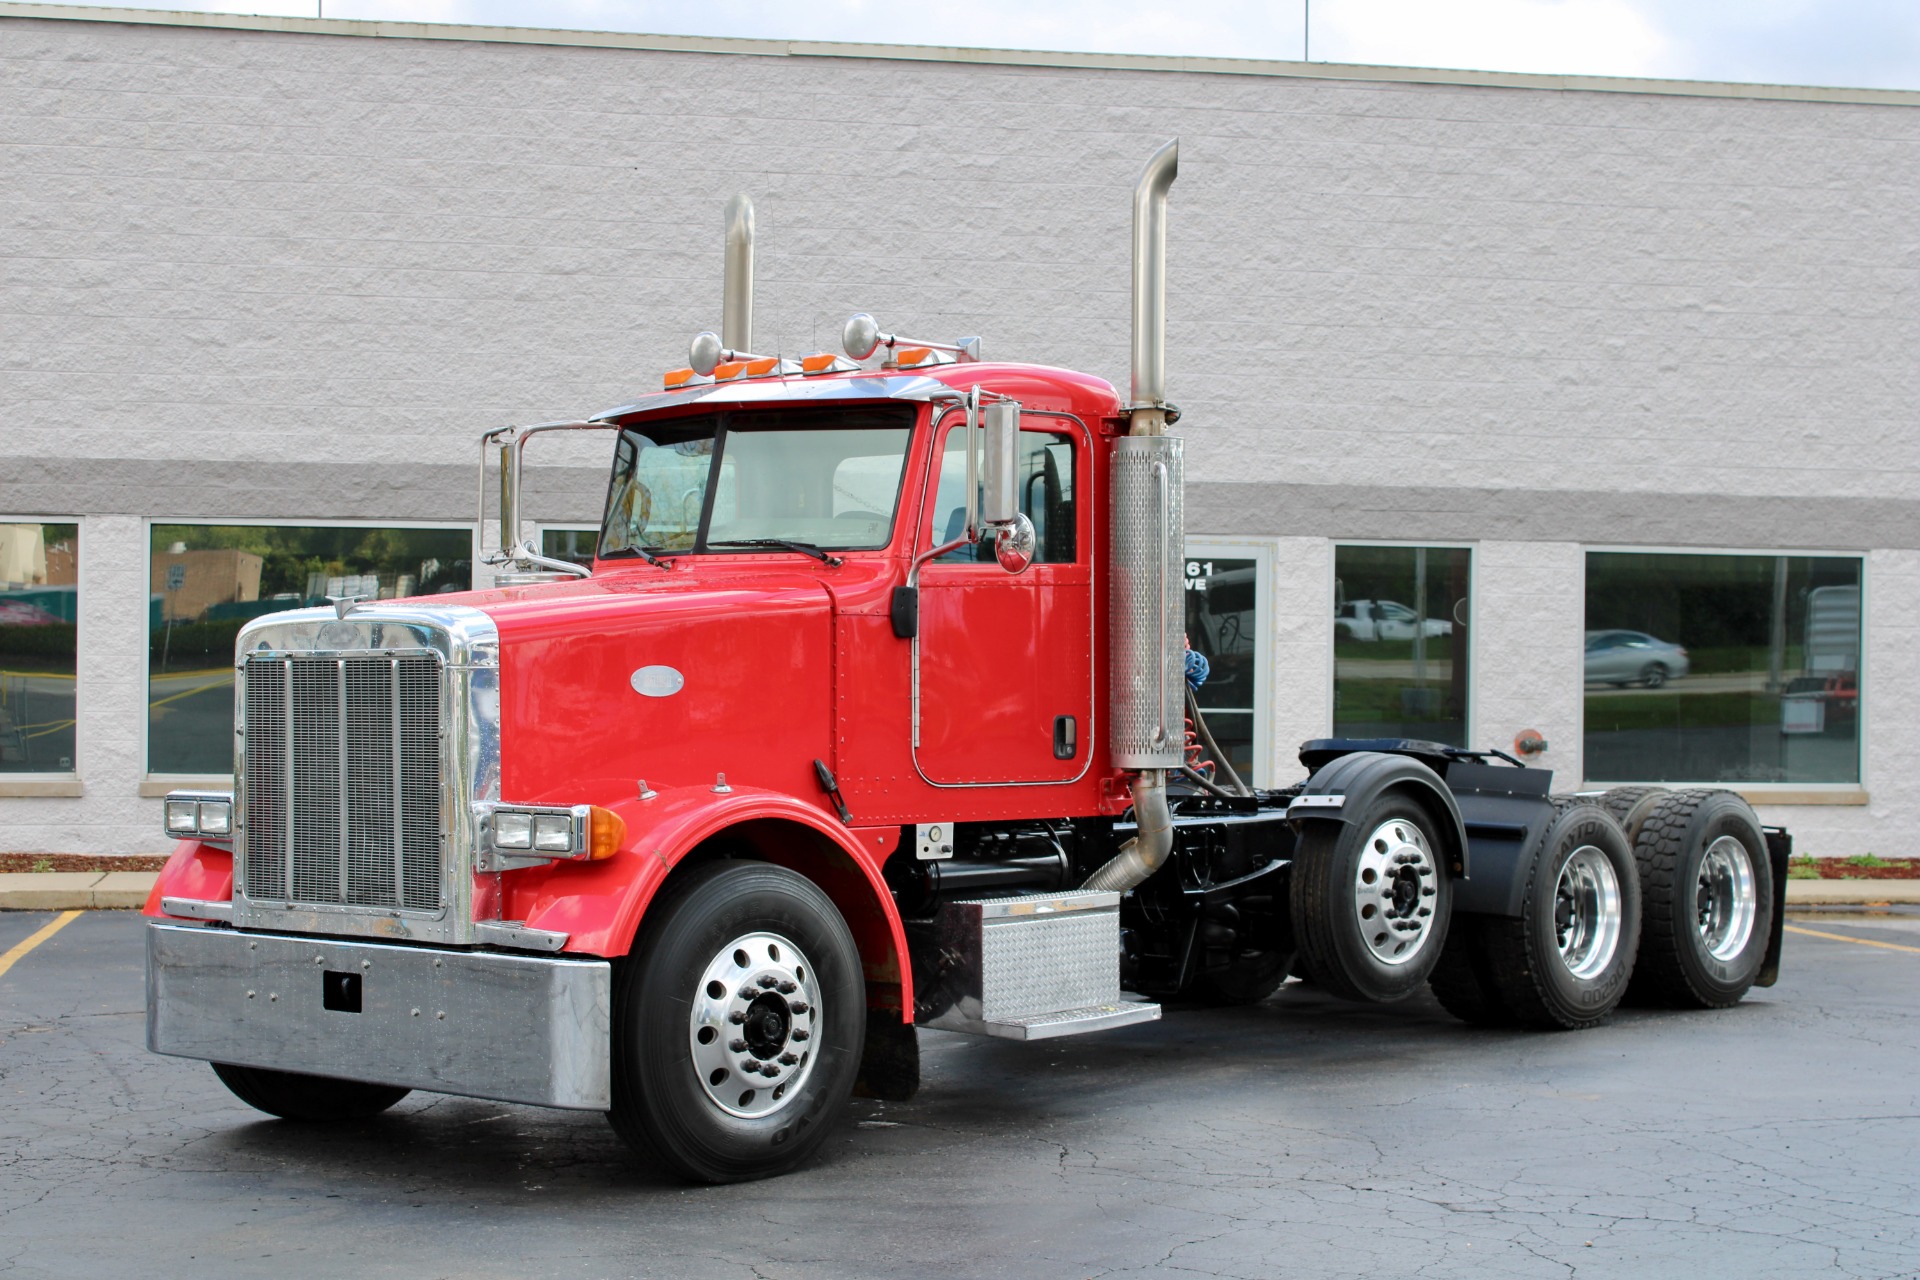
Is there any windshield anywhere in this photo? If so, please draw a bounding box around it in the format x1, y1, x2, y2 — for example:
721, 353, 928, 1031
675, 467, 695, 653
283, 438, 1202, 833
599, 406, 916, 560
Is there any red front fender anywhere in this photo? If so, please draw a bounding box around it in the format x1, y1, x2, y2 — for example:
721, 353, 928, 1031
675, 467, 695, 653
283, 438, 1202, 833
142, 840, 233, 918
501, 786, 911, 1019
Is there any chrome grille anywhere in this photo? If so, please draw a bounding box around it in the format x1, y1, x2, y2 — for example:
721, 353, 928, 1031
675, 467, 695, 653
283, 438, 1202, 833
242, 653, 443, 912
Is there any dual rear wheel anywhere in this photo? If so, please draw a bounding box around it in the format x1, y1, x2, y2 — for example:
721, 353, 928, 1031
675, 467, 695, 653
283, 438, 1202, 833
1290, 781, 1773, 1030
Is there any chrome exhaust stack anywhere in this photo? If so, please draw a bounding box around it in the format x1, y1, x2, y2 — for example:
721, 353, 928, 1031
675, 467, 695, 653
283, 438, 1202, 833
1090, 139, 1185, 895
722, 193, 754, 352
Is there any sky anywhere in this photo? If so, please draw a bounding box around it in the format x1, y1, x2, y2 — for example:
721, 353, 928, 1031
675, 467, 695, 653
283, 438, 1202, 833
33, 0, 1920, 91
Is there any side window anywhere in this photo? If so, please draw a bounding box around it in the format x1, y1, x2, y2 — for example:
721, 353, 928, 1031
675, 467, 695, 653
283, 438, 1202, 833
930, 427, 1077, 564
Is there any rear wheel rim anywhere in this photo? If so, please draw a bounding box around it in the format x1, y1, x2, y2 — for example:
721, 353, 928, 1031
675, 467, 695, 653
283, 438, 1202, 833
687, 931, 821, 1119
1553, 844, 1622, 980
1696, 836, 1757, 961
1352, 818, 1439, 966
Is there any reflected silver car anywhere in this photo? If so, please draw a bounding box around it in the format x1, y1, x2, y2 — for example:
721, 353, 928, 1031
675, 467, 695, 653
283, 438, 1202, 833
1585, 630, 1690, 688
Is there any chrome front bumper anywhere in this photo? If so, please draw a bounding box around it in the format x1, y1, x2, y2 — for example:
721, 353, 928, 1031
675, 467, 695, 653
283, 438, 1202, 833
145, 922, 612, 1109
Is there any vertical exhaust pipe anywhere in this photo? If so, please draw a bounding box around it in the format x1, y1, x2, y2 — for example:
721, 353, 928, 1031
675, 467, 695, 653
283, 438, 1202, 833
1129, 138, 1178, 436
722, 194, 754, 353
1090, 139, 1183, 895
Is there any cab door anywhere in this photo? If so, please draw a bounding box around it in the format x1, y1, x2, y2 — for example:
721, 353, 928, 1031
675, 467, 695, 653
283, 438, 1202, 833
912, 415, 1092, 785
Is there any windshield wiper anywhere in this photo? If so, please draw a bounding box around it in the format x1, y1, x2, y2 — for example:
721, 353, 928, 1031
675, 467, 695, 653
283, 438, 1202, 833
708, 538, 844, 567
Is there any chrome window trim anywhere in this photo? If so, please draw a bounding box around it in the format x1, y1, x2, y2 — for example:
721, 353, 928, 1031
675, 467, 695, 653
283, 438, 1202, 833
230, 603, 500, 945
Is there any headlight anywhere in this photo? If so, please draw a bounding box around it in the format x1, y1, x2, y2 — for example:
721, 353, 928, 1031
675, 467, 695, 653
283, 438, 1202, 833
163, 790, 234, 843
494, 811, 534, 850
165, 799, 199, 836
481, 803, 624, 863
533, 813, 573, 852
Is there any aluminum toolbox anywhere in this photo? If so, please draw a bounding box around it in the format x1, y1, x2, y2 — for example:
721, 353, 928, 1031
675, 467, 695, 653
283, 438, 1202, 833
910, 890, 1160, 1041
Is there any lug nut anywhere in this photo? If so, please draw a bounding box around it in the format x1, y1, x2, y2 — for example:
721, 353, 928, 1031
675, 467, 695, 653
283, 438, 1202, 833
778, 981, 797, 994
778, 1052, 798, 1065
792, 1029, 810, 1041
758, 975, 778, 989
743, 1059, 762, 1072
788, 1001, 809, 1015
729, 1039, 748, 1053
728, 1010, 747, 1024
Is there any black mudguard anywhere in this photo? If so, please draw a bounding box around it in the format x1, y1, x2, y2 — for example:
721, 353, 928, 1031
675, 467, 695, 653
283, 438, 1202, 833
1756, 826, 1793, 988
1445, 761, 1559, 918
1293, 750, 1469, 878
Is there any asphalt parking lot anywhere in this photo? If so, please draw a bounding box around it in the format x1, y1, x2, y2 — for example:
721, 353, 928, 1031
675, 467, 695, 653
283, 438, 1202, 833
2, 908, 1915, 1280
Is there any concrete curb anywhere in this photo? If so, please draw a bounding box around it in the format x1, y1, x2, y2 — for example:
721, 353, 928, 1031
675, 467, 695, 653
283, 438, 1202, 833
0, 871, 1915, 910
1784, 878, 1920, 905
0, 872, 157, 910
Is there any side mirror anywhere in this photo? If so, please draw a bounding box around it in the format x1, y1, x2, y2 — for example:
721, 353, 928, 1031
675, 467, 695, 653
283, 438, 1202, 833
980, 401, 1020, 527
978, 400, 1030, 573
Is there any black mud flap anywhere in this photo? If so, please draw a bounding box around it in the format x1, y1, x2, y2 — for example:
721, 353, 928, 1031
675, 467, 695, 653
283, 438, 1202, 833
854, 1009, 920, 1102
1755, 827, 1793, 988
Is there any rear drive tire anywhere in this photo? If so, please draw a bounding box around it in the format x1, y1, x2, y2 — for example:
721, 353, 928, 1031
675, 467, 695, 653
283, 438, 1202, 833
607, 860, 864, 1183
210, 1063, 410, 1121
1597, 785, 1668, 847
1469, 800, 1640, 1030
1291, 794, 1453, 1003
1626, 790, 1772, 1008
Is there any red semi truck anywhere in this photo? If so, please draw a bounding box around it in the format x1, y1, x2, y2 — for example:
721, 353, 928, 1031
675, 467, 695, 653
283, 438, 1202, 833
145, 142, 1788, 1183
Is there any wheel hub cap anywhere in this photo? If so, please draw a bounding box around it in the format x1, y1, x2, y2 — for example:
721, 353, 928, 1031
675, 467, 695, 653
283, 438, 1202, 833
688, 931, 820, 1119
1553, 844, 1622, 981
1353, 819, 1439, 966
1696, 836, 1757, 962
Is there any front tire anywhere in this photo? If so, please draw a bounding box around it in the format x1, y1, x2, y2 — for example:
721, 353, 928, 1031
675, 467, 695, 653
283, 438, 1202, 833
1291, 794, 1453, 1002
607, 860, 864, 1183
1640, 663, 1669, 688
210, 1063, 409, 1121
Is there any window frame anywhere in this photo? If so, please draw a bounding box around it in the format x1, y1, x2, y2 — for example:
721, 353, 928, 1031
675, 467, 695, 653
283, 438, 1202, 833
1579, 543, 1869, 799
1184, 538, 1276, 789
1327, 539, 1477, 753
0, 515, 83, 793
921, 416, 1083, 568
141, 516, 480, 787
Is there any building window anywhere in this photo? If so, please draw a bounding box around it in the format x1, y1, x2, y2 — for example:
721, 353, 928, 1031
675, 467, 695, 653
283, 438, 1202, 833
148, 524, 472, 776
1333, 545, 1471, 747
1184, 545, 1271, 787
1584, 552, 1861, 785
0, 522, 79, 774
540, 527, 598, 569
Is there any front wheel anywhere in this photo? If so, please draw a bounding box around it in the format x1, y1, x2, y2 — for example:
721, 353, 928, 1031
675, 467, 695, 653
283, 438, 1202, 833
1640, 663, 1669, 688
211, 1062, 409, 1121
1291, 794, 1453, 1002
607, 860, 864, 1183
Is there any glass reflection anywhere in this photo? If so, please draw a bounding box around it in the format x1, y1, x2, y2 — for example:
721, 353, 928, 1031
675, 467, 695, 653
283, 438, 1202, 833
147, 524, 472, 775
1333, 546, 1471, 746
1584, 553, 1860, 784
0, 523, 79, 774
1185, 556, 1257, 783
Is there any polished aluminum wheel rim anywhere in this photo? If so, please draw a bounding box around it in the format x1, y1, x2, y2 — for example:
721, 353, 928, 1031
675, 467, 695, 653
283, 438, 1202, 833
1352, 818, 1440, 965
1696, 835, 1757, 962
1553, 844, 1622, 980
688, 931, 820, 1119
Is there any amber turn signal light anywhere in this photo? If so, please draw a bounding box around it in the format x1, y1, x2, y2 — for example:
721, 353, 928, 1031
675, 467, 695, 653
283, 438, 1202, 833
587, 805, 627, 860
